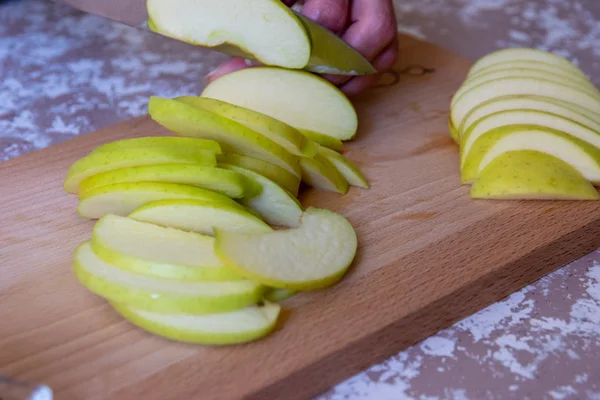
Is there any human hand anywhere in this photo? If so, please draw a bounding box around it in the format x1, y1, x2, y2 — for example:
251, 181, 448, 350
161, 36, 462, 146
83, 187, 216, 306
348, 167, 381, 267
204, 0, 398, 97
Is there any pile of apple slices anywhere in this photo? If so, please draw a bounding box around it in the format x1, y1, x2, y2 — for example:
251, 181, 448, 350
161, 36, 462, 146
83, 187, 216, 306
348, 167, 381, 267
450, 47, 600, 200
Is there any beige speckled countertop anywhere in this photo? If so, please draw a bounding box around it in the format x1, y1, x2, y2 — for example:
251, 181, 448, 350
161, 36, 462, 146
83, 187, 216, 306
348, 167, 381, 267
1, 0, 599, 398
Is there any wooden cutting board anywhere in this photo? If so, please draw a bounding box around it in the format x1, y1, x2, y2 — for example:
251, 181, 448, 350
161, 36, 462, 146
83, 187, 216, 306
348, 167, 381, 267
2, 35, 600, 400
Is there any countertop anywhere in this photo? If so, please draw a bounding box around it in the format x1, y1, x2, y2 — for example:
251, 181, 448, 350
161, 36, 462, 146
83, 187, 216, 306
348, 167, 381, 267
0, 0, 599, 398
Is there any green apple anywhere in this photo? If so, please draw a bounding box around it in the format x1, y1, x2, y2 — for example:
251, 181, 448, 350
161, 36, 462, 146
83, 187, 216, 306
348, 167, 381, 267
451, 77, 600, 132
300, 154, 349, 194
64, 147, 216, 194
471, 150, 600, 200
111, 301, 281, 345
217, 153, 301, 196
73, 241, 264, 314
297, 129, 344, 151
176, 96, 315, 157
214, 207, 357, 291
90, 136, 222, 155
77, 182, 244, 219
264, 288, 297, 302
219, 164, 303, 228
148, 96, 301, 177
201, 67, 358, 141
461, 125, 600, 184
91, 214, 242, 281
461, 110, 600, 167
129, 198, 272, 236
316, 146, 369, 189
146, 0, 310, 69
79, 164, 259, 199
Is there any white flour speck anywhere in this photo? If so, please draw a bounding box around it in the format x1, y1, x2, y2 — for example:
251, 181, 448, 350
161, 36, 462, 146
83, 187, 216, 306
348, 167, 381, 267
420, 336, 455, 357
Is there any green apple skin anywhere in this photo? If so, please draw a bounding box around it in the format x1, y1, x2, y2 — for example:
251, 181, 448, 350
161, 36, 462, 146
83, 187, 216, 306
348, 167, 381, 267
471, 150, 600, 200
129, 198, 272, 236
79, 164, 260, 199
73, 242, 265, 314
146, 0, 310, 69
64, 147, 216, 194
111, 302, 281, 345
219, 164, 304, 228
217, 153, 301, 196
461, 125, 600, 184
148, 96, 302, 177
77, 181, 245, 219
201, 67, 358, 141
90, 136, 222, 155
299, 154, 349, 194
297, 129, 344, 151
264, 288, 297, 302
214, 207, 358, 291
317, 146, 369, 189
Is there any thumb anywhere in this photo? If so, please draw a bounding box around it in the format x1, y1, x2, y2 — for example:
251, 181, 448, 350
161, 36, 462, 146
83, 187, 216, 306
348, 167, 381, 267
301, 0, 349, 34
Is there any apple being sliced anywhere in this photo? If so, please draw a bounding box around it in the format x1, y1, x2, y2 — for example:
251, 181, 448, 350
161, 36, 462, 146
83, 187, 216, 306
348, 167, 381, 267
219, 164, 303, 228
112, 301, 280, 345
317, 146, 369, 189
146, 0, 310, 69
90, 136, 222, 155
74, 242, 264, 314
79, 164, 259, 199
300, 154, 349, 194
264, 288, 297, 302
471, 150, 600, 200
78, 182, 244, 219
217, 153, 301, 196
129, 199, 272, 236
215, 207, 358, 291
201, 67, 358, 141
91, 214, 242, 281
148, 96, 301, 177
461, 125, 600, 184
64, 147, 216, 194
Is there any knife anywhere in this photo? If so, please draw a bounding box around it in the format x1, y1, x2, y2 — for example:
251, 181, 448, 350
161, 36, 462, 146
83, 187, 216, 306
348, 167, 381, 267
52, 0, 376, 75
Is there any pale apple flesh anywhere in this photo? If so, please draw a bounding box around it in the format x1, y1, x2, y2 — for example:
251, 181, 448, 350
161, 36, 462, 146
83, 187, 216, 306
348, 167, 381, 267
317, 146, 369, 189
299, 154, 349, 194
466, 61, 594, 86
90, 136, 222, 155
264, 288, 297, 302
298, 129, 344, 151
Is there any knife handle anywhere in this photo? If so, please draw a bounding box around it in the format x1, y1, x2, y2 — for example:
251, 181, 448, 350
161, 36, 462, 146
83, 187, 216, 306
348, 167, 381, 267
0, 376, 53, 400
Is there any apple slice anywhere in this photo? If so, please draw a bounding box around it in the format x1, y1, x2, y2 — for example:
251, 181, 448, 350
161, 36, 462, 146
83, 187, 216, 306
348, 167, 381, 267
79, 164, 259, 199
90, 136, 222, 155
148, 96, 301, 177
64, 147, 216, 194
298, 129, 344, 151
460, 110, 600, 167
217, 153, 301, 196
219, 164, 303, 228
214, 207, 358, 290
74, 241, 264, 314
91, 214, 242, 281
449, 117, 460, 145
317, 146, 369, 189
112, 301, 280, 345
471, 150, 600, 200
177, 96, 314, 157
146, 0, 310, 69
300, 154, 349, 194
461, 125, 600, 184
201, 67, 358, 141
264, 288, 297, 302
129, 199, 272, 236
78, 182, 244, 219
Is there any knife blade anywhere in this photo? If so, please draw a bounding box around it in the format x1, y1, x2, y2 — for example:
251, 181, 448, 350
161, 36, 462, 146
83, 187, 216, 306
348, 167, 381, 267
52, 0, 376, 75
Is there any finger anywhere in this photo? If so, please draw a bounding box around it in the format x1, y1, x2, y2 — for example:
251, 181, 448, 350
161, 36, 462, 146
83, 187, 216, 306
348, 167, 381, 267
340, 37, 399, 97
302, 0, 349, 34
342, 0, 397, 60
204, 57, 255, 84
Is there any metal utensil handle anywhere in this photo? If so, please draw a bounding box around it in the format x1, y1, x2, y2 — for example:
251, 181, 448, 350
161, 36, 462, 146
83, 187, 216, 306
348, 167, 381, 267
0, 376, 53, 400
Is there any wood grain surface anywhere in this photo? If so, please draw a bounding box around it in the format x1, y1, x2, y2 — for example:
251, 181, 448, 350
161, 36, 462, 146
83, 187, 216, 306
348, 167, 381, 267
2, 35, 600, 400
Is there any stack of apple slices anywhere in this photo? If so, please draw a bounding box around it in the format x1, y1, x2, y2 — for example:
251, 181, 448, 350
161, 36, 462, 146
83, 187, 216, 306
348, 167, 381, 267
450, 47, 600, 200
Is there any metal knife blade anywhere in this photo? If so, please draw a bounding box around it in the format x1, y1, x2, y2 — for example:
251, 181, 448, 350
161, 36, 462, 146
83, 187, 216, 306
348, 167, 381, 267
52, 0, 376, 75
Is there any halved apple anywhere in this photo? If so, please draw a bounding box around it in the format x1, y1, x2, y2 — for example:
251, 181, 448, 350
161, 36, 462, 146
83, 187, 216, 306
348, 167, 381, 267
201, 67, 358, 141
214, 207, 357, 290
146, 0, 310, 69
112, 301, 281, 345
300, 154, 349, 194
64, 147, 216, 194
78, 182, 244, 219
91, 214, 241, 281
461, 125, 600, 184
220, 164, 303, 228
264, 288, 297, 302
79, 164, 259, 199
217, 153, 301, 196
297, 129, 344, 151
317, 146, 369, 189
148, 96, 301, 177
90, 136, 222, 155
129, 198, 272, 235
74, 241, 264, 314
471, 150, 600, 200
